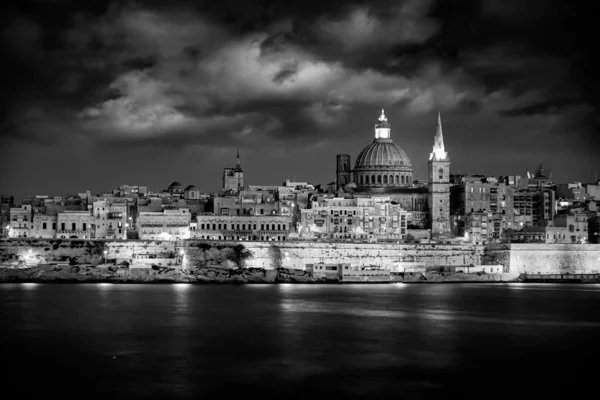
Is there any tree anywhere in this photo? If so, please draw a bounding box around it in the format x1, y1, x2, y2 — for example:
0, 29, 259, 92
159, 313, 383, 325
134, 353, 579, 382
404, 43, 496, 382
228, 244, 253, 269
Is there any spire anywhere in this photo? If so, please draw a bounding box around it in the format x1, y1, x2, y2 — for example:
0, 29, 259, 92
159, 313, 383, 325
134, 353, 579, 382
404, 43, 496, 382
429, 111, 448, 161
236, 149, 242, 170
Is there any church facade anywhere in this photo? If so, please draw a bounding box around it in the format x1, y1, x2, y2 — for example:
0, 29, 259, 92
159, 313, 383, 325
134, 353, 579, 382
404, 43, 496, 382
335, 110, 452, 238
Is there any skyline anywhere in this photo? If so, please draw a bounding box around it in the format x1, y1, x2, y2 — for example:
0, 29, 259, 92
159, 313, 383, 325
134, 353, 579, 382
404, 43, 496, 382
1, 0, 599, 199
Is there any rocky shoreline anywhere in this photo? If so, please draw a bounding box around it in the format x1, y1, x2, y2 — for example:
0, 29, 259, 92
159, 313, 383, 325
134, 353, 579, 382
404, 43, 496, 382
0, 265, 526, 284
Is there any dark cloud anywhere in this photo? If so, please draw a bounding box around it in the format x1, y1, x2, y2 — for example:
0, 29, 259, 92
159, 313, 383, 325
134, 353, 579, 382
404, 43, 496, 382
0, 0, 598, 199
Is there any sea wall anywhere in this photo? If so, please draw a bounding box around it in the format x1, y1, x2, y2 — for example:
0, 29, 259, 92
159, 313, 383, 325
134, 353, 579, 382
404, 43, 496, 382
183, 240, 483, 270
484, 244, 600, 274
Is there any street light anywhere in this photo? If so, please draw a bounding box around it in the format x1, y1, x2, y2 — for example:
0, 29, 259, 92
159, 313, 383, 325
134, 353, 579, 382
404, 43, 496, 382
103, 250, 108, 264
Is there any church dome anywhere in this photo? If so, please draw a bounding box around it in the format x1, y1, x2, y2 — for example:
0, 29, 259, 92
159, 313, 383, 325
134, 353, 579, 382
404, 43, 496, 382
355, 139, 412, 169
352, 109, 414, 190
184, 185, 198, 191
168, 181, 182, 190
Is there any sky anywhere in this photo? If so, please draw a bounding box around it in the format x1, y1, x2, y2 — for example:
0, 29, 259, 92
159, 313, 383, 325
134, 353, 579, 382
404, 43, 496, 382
1, 0, 599, 200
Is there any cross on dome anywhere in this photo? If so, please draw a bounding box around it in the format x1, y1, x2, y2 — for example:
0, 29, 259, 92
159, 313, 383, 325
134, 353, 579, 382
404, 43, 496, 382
379, 109, 387, 122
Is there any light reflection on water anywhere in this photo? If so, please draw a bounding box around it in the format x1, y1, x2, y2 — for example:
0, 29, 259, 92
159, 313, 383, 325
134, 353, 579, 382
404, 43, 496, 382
1, 283, 600, 398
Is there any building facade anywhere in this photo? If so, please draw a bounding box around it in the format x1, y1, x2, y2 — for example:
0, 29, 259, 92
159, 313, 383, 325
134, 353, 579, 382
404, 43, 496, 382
138, 209, 191, 241
7, 205, 33, 238
191, 215, 291, 241
56, 211, 95, 239
298, 196, 409, 242
30, 213, 57, 238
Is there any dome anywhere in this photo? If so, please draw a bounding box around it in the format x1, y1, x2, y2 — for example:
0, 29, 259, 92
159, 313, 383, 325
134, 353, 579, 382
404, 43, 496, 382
355, 139, 412, 169
184, 185, 198, 191
351, 109, 414, 191
168, 181, 182, 190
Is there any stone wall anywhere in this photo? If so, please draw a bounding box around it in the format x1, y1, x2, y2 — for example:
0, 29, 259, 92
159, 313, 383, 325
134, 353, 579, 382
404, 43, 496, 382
484, 243, 600, 274
0, 239, 176, 267
183, 240, 484, 270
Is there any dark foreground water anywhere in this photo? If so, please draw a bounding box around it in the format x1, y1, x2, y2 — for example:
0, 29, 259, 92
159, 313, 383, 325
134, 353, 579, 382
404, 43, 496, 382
2, 283, 600, 399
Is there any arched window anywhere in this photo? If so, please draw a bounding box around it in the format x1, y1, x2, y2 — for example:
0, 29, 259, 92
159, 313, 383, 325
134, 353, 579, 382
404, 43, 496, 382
389, 175, 393, 185
342, 176, 347, 184
377, 175, 382, 184
359, 175, 363, 185
383, 175, 388, 184
401, 175, 405, 184
343, 162, 347, 171
371, 175, 375, 184
395, 175, 399, 184
438, 168, 444, 180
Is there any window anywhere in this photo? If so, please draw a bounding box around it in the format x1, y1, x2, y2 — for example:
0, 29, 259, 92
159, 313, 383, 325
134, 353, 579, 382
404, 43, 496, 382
343, 162, 347, 171
377, 175, 382, 184
438, 168, 443, 180
383, 175, 388, 184
72, 223, 76, 230
52, 223, 56, 230
83, 223, 87, 231
43, 223, 47, 230
261, 224, 265, 230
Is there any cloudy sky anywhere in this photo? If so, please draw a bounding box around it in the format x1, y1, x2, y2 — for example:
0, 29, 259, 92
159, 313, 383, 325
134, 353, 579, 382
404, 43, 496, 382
1, 0, 598, 199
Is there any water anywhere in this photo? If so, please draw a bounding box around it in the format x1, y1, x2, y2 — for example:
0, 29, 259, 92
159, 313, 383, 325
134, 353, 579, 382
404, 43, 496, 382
2, 283, 600, 399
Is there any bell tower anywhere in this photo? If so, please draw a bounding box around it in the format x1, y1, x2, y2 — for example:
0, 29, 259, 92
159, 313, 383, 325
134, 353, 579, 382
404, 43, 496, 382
222, 149, 244, 194
336, 154, 351, 190
428, 112, 451, 239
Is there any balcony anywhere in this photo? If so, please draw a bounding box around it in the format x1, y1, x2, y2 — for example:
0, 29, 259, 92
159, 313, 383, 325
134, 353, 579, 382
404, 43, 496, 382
57, 230, 88, 236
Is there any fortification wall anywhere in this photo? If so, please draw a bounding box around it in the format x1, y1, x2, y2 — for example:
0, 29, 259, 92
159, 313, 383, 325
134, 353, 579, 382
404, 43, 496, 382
183, 240, 483, 270
484, 244, 600, 274
4, 239, 599, 276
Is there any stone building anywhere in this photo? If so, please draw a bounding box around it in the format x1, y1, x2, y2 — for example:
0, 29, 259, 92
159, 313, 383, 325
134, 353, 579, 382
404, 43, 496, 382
298, 196, 409, 242
209, 191, 280, 217
115, 185, 148, 198
191, 214, 291, 241
56, 211, 95, 239
29, 213, 57, 238
450, 176, 518, 241
138, 209, 191, 241
92, 199, 129, 240
7, 205, 32, 238
505, 213, 590, 244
